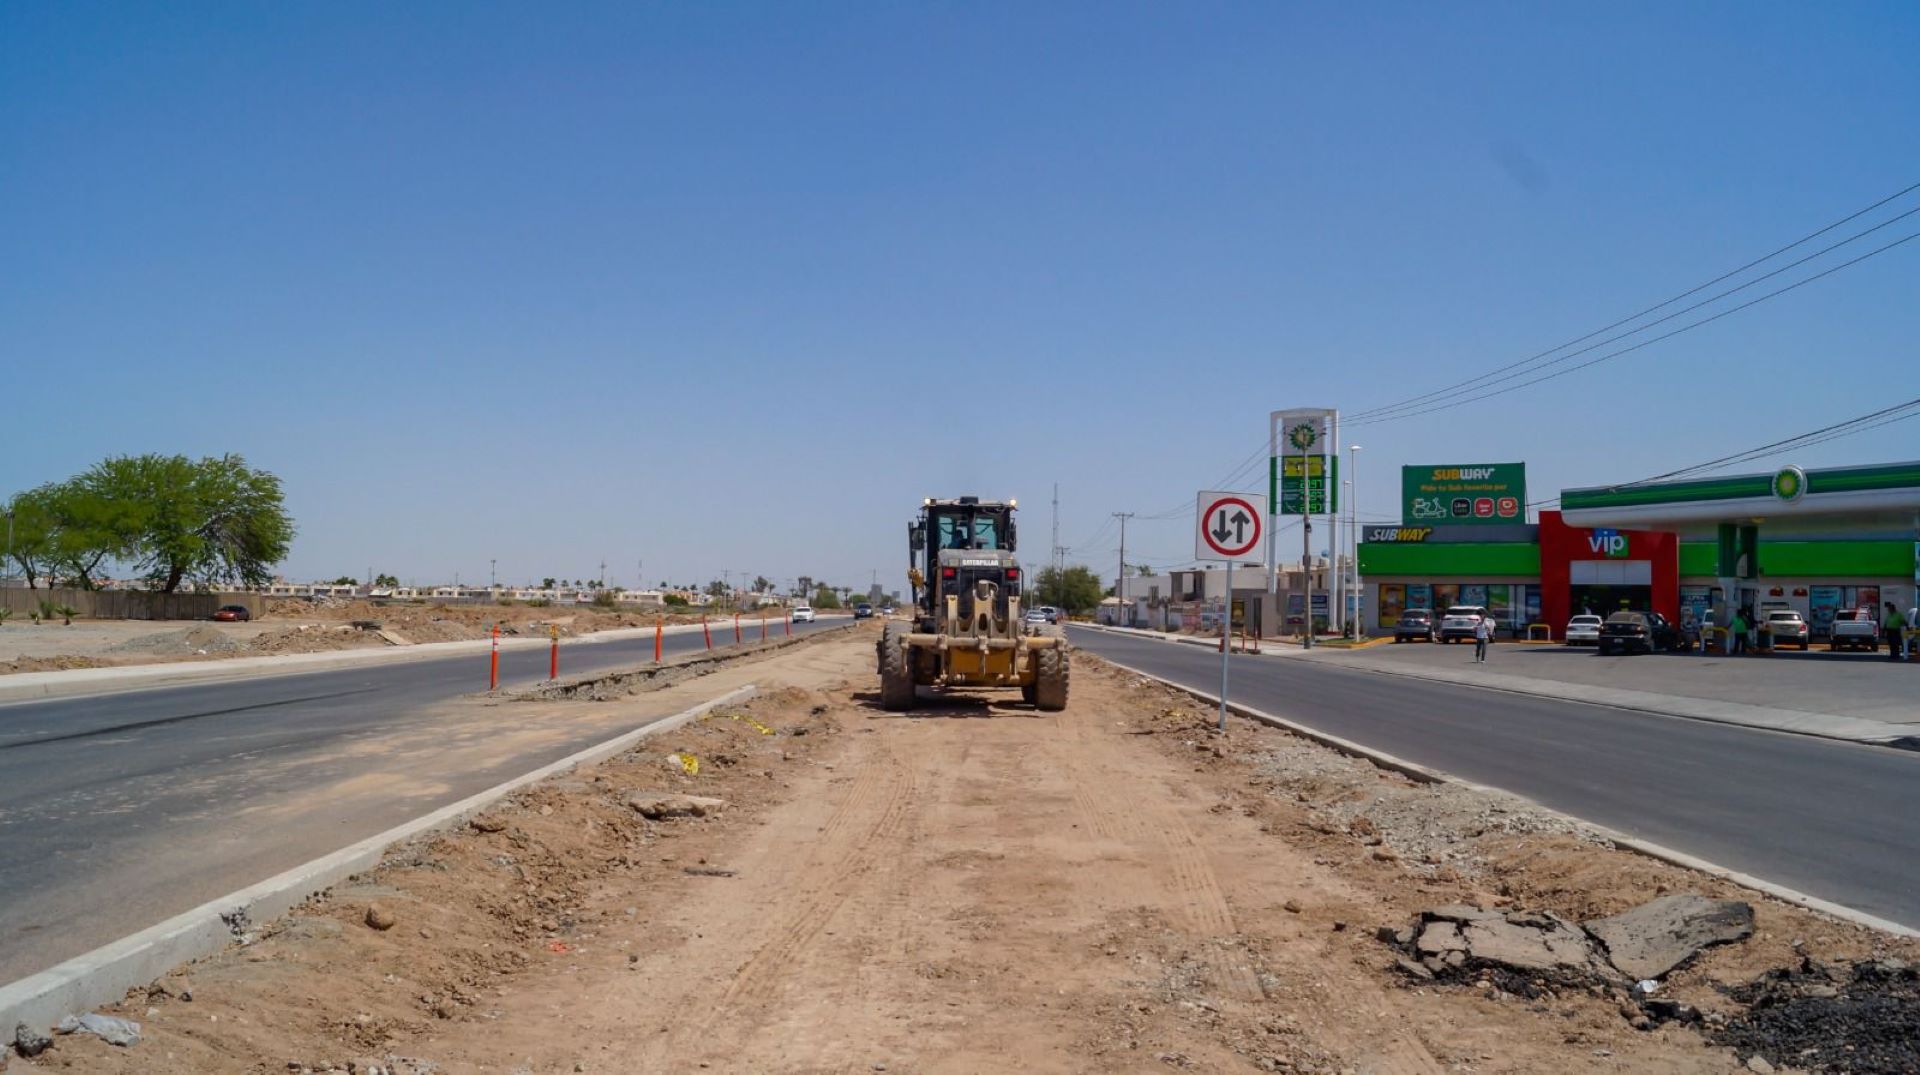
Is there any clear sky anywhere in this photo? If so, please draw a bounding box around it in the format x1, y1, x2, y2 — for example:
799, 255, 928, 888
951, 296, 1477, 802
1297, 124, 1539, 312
4, 2, 1917, 592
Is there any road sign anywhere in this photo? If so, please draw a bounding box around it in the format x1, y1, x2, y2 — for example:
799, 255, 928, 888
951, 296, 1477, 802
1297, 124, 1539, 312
1195, 490, 1266, 562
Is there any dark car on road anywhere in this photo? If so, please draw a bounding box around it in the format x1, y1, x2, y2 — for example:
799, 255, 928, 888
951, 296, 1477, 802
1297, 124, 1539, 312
1392, 609, 1436, 643
212, 604, 252, 622
853, 603, 874, 619
1597, 610, 1686, 655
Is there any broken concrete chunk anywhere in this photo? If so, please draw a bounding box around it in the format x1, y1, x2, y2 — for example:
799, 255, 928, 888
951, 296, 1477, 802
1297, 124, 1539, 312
1459, 918, 1599, 974
1415, 921, 1465, 956
1394, 956, 1435, 981
626, 793, 729, 820
53, 1013, 140, 1047
1584, 894, 1754, 981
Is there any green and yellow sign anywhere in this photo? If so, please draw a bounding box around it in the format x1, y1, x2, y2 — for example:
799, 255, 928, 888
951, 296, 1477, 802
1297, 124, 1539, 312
1402, 463, 1527, 526
1272, 454, 1338, 515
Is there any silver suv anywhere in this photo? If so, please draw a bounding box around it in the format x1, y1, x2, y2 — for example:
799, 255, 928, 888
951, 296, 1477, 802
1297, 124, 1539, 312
1439, 605, 1490, 644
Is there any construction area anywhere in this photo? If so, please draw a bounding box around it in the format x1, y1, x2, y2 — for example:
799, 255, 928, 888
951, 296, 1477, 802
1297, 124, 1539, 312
11, 626, 1916, 1074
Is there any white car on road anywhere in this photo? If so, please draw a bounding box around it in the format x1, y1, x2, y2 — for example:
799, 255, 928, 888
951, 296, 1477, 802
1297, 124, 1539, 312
1564, 614, 1603, 646
791, 605, 816, 623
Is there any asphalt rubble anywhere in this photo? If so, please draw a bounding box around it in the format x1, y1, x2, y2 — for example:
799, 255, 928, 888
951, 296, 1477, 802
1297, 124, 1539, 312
1381, 893, 1920, 1074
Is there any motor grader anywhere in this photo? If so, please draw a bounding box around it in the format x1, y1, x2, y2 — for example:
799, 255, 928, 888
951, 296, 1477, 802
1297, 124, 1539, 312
876, 496, 1068, 711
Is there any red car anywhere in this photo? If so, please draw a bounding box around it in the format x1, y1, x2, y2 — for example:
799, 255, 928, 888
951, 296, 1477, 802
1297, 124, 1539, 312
212, 605, 252, 622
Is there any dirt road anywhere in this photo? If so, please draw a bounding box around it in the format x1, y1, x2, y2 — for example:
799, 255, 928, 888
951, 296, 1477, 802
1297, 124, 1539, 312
37, 632, 1915, 1073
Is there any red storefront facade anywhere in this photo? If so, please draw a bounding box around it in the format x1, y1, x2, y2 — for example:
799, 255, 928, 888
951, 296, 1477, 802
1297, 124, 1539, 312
1537, 510, 1679, 636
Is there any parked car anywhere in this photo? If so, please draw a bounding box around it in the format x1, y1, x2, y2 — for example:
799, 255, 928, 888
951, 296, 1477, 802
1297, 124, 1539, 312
853, 603, 874, 619
1830, 607, 1879, 651
1392, 609, 1436, 643
212, 604, 252, 622
1762, 609, 1810, 650
1023, 609, 1049, 627
1564, 614, 1603, 646
1037, 606, 1061, 624
1438, 605, 1489, 644
1597, 610, 1685, 655
791, 604, 816, 623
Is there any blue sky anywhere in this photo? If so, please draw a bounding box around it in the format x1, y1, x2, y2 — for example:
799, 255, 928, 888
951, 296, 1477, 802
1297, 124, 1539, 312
4, 2, 1917, 591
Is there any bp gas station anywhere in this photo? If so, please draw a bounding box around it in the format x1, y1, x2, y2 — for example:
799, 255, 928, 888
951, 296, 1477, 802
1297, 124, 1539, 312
1356, 460, 1920, 642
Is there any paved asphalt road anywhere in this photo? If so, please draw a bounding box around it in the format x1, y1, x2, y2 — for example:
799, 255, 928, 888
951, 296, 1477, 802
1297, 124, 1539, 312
0, 616, 849, 982
1069, 627, 1920, 931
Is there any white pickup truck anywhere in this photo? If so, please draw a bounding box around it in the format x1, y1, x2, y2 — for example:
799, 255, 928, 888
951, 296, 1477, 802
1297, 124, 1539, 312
1829, 607, 1879, 652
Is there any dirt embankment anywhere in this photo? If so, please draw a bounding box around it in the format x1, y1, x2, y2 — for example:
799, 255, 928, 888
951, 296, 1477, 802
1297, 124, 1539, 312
19, 642, 1916, 1074
0, 601, 756, 675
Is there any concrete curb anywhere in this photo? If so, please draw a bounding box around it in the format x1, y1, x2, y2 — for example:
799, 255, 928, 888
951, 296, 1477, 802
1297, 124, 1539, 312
0, 684, 758, 1033
1072, 623, 1918, 750
0, 618, 848, 706
1093, 652, 1920, 941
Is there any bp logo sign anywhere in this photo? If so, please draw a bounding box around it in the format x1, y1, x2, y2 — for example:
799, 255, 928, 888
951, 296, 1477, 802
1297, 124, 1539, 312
1771, 465, 1807, 502
1286, 421, 1320, 453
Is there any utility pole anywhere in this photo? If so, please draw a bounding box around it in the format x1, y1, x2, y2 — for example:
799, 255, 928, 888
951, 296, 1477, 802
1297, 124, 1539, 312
1112, 512, 1134, 626
1302, 516, 1313, 649
1348, 444, 1362, 637
490, 559, 497, 590
1051, 482, 1060, 576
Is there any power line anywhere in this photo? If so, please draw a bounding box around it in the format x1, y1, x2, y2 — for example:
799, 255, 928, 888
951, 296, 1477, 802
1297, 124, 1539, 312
1348, 228, 1920, 426
1348, 180, 1920, 422
1353, 205, 1920, 424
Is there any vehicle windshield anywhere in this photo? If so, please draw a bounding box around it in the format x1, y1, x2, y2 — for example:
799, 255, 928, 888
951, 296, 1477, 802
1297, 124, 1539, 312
1767, 611, 1802, 620
936, 512, 1003, 550
1605, 612, 1647, 625
1569, 615, 1602, 625
1399, 612, 1430, 622
1444, 607, 1484, 618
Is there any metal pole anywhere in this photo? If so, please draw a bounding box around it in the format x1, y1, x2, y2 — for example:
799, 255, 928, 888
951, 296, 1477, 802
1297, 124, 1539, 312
1330, 413, 1341, 637
1302, 516, 1313, 649
1266, 413, 1278, 596
1219, 557, 1231, 731
1113, 512, 1133, 627
1349, 444, 1362, 636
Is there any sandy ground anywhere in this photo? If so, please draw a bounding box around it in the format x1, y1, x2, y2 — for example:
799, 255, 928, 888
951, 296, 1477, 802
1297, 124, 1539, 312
18, 633, 1915, 1074
0, 601, 738, 675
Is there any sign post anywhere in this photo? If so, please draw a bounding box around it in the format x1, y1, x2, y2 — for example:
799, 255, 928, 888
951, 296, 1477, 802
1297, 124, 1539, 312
1195, 489, 1266, 731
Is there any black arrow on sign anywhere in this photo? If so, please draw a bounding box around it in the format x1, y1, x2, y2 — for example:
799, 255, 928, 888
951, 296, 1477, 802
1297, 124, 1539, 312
1228, 510, 1249, 543
1211, 510, 1233, 543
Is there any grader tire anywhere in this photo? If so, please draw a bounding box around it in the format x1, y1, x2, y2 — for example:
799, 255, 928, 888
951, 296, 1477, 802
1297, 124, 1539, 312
879, 623, 915, 711
1034, 643, 1069, 712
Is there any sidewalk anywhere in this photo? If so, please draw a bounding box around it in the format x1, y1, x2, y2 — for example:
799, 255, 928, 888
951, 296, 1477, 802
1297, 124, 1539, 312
1072, 623, 1920, 750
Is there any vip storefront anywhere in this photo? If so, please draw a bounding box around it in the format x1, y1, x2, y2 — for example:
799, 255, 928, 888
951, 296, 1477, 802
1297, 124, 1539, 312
1358, 461, 1920, 639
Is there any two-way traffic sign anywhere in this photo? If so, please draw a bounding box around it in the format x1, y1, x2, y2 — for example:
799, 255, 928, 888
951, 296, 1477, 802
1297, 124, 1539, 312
1195, 490, 1266, 563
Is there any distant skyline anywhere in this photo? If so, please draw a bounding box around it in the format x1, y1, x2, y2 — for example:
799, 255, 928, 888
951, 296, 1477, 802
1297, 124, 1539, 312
4, 3, 1917, 592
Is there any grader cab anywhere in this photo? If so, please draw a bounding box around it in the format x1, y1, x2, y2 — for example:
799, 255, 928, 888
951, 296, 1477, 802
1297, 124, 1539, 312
876, 496, 1069, 711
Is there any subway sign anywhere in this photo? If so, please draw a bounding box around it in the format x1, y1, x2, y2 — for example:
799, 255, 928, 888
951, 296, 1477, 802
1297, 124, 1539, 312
1402, 463, 1527, 526
1364, 527, 1433, 543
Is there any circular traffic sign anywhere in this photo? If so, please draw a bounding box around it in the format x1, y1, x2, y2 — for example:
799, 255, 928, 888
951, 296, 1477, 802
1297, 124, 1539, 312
1200, 495, 1262, 559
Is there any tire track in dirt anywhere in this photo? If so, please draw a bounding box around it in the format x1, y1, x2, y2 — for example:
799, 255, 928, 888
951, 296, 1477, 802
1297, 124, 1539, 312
1056, 698, 1445, 1075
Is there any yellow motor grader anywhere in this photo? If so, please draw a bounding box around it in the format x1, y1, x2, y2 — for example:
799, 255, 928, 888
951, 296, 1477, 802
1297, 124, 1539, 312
876, 496, 1068, 711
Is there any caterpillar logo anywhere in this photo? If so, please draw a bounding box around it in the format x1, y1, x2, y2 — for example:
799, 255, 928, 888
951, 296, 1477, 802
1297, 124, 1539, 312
1365, 527, 1432, 543
1431, 467, 1498, 481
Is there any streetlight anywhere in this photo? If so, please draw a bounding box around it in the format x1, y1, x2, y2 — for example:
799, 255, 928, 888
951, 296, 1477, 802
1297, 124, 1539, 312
1348, 445, 1362, 635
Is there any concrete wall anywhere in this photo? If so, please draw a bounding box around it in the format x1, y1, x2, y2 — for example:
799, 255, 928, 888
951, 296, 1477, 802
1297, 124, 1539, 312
0, 588, 264, 621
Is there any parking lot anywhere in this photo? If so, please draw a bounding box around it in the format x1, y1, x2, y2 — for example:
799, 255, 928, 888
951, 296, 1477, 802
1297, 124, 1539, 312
1329, 634, 1920, 726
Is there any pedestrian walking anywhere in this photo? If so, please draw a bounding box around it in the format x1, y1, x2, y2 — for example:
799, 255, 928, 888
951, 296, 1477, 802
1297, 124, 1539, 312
1729, 608, 1749, 656
1882, 602, 1908, 660
1473, 611, 1493, 663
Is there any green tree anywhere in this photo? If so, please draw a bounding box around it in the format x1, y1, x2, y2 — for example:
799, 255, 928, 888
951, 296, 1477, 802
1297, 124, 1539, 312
329, 576, 359, 586
810, 585, 842, 609
753, 575, 771, 593
6, 481, 140, 590
541, 577, 557, 589
1034, 565, 1104, 614
375, 574, 400, 588
70, 454, 294, 593
705, 580, 729, 598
